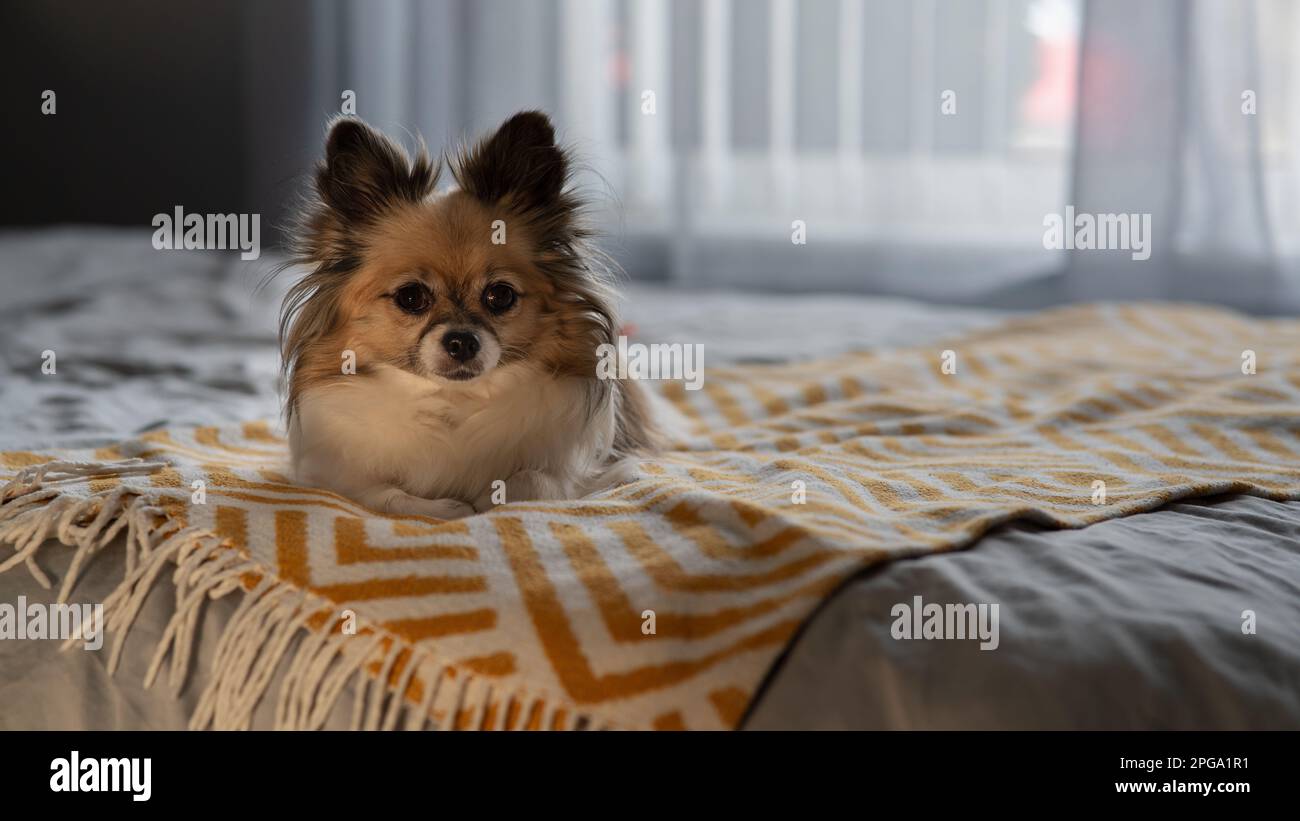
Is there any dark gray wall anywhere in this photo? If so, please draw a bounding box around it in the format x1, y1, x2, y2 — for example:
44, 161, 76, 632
0, 1, 253, 229
0, 0, 485, 247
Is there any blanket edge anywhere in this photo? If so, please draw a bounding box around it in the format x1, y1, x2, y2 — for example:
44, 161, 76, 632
0, 458, 603, 731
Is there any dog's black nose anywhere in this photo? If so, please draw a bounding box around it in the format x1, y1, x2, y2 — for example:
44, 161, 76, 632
442, 331, 480, 362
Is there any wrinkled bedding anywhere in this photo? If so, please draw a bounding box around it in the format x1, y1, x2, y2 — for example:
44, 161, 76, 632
1, 227, 1297, 729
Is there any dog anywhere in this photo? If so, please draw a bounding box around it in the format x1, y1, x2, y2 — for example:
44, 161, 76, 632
280, 111, 657, 519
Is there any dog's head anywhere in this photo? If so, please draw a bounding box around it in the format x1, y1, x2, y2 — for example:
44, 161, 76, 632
281, 111, 615, 413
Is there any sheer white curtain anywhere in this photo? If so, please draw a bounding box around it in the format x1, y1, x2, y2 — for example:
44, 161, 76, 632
1065, 0, 1300, 313
272, 0, 1300, 311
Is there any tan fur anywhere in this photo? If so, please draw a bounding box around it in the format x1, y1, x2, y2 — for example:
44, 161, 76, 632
279, 112, 655, 517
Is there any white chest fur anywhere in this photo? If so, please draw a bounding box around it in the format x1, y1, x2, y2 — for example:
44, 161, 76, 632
290, 363, 611, 504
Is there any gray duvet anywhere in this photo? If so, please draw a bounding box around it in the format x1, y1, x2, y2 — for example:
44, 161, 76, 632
1, 228, 1297, 729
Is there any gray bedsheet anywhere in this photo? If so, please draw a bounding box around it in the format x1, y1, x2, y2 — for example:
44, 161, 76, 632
747, 494, 1300, 729
1, 228, 1297, 729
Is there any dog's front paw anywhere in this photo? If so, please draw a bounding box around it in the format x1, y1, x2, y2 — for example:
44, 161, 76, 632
420, 498, 476, 520
357, 486, 476, 520
472, 490, 495, 514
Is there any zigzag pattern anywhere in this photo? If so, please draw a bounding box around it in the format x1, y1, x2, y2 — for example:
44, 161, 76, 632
3, 303, 1300, 729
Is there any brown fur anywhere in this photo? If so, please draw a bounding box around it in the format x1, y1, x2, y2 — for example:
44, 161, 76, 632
280, 111, 657, 458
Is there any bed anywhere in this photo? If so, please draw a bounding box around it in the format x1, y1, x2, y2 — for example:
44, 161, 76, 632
1, 227, 1297, 730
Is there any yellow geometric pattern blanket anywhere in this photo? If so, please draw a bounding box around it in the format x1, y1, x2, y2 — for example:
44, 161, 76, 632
3, 303, 1300, 730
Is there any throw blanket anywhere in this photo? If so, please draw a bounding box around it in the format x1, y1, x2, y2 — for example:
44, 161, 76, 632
3, 303, 1299, 730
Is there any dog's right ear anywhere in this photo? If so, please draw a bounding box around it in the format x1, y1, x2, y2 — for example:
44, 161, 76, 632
314, 117, 439, 226
296, 118, 439, 272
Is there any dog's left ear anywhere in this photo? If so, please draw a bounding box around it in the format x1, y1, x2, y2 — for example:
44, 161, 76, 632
454, 111, 568, 212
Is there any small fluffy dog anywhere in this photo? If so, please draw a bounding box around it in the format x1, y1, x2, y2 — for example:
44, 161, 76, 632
281, 111, 656, 518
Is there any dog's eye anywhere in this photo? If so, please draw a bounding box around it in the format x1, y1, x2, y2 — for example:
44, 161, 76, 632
483, 282, 517, 313
394, 283, 431, 315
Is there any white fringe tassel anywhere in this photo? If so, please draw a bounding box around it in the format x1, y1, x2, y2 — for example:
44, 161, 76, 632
0, 458, 595, 731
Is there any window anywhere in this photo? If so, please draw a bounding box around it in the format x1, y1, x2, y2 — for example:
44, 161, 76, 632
576, 0, 1083, 287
